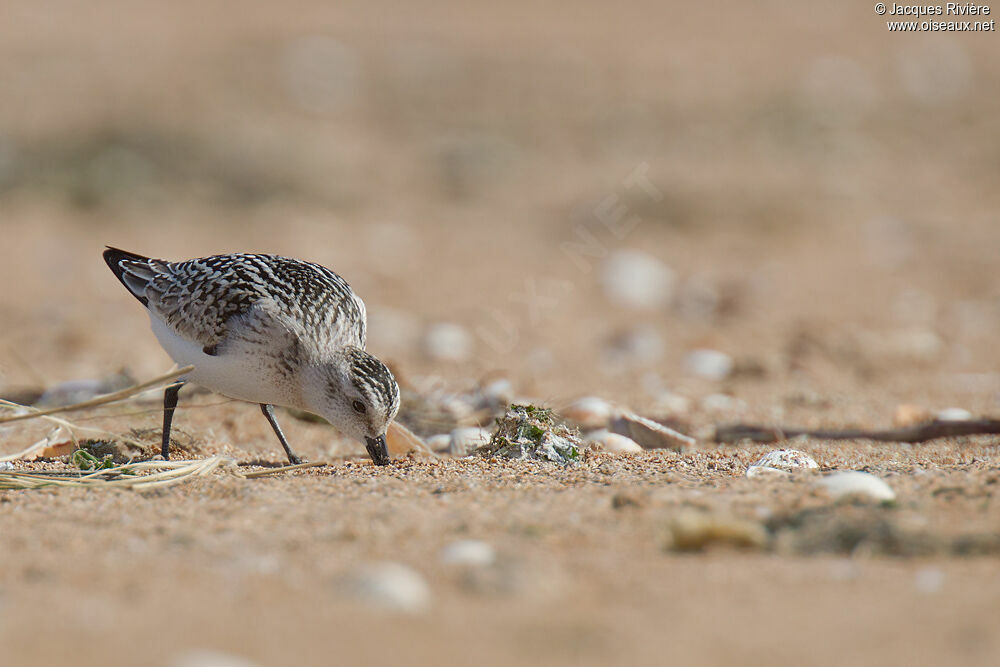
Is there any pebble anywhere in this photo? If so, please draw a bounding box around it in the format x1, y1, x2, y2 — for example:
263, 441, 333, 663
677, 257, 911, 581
914, 567, 945, 594
339, 562, 431, 613
425, 434, 452, 453
746, 449, 819, 478
667, 512, 768, 552
0, 461, 13, 471
684, 349, 733, 380
170, 650, 260, 667
600, 249, 675, 310
884, 329, 943, 361
585, 430, 643, 453
817, 471, 896, 502
894, 404, 932, 427
448, 427, 493, 456
439, 540, 496, 567
424, 322, 473, 362
478, 378, 514, 408
562, 397, 613, 429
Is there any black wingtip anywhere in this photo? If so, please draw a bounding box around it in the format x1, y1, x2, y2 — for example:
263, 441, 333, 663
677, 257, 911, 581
103, 246, 149, 270
103, 246, 152, 306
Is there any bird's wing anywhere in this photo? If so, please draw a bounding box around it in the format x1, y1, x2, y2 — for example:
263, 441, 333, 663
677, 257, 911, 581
104, 248, 366, 355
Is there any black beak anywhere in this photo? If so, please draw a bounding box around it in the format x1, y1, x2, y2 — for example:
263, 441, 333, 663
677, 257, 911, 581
365, 434, 390, 466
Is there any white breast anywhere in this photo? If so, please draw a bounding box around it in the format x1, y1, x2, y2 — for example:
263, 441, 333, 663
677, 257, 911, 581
149, 313, 299, 407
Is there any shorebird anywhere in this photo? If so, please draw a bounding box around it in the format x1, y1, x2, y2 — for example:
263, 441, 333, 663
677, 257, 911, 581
102, 247, 400, 466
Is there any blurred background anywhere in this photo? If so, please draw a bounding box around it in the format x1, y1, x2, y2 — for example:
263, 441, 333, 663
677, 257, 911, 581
2, 0, 999, 426
2, 4, 1000, 666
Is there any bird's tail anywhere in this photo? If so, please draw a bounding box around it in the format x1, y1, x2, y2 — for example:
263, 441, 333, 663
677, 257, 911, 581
103, 246, 155, 306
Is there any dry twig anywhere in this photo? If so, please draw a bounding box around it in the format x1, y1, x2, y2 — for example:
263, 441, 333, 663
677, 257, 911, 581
715, 418, 1000, 445
0, 365, 193, 424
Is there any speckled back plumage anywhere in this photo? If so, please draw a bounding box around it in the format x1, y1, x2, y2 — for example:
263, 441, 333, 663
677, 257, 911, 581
104, 248, 367, 359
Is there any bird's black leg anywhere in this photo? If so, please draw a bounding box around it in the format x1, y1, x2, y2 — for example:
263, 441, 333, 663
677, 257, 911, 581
161, 381, 185, 459
260, 404, 304, 465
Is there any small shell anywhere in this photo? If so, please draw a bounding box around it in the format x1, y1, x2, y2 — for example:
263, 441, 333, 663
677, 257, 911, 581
339, 562, 431, 613
936, 407, 973, 422
610, 412, 696, 451
479, 378, 514, 407
586, 430, 643, 453
894, 404, 932, 427
684, 349, 733, 380
667, 512, 768, 552
425, 434, 452, 453
439, 540, 496, 567
818, 471, 896, 502
562, 397, 613, 429
600, 249, 675, 310
746, 449, 818, 478
424, 322, 473, 362
448, 427, 493, 456
385, 421, 432, 457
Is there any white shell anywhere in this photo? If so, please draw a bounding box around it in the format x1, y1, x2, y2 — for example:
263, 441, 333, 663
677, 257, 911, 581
600, 249, 675, 310
340, 562, 431, 613
746, 449, 818, 478
562, 397, 613, 428
611, 412, 697, 450
425, 434, 452, 453
479, 378, 514, 407
448, 427, 493, 456
936, 407, 973, 422
685, 349, 733, 380
818, 471, 896, 502
914, 567, 945, 594
439, 540, 496, 567
586, 430, 643, 453
424, 322, 473, 362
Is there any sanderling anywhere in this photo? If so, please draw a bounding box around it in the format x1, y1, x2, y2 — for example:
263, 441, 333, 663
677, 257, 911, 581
103, 247, 400, 465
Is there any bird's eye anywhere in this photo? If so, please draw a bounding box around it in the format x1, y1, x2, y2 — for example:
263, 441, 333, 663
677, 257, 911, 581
352, 400, 367, 414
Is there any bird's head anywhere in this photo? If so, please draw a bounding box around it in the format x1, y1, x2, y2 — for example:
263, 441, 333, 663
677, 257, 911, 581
303, 346, 400, 465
